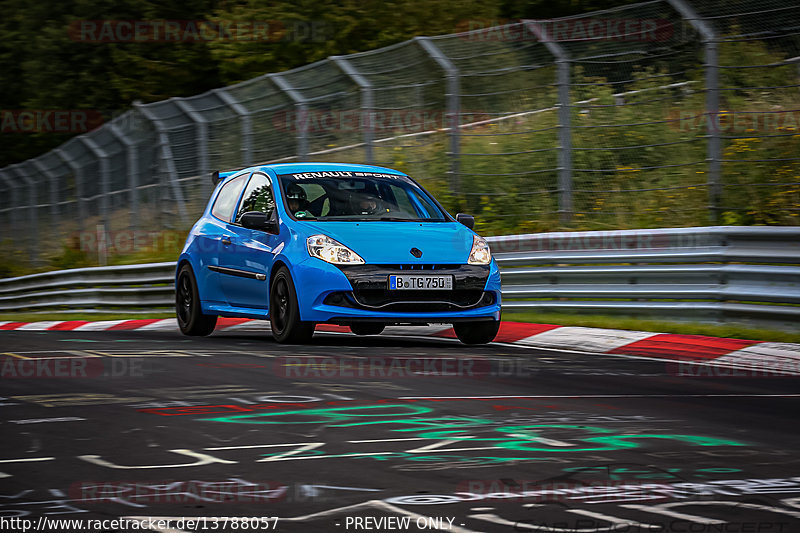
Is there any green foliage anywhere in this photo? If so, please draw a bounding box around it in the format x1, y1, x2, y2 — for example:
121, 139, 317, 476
0, 240, 31, 278
49, 242, 94, 270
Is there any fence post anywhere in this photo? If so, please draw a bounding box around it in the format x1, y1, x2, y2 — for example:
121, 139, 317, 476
788, 56, 800, 84
330, 56, 374, 164
0, 170, 17, 248
173, 98, 209, 177
133, 102, 189, 225
0, 170, 11, 246
55, 147, 87, 234
416, 37, 460, 194
31, 157, 65, 253
8, 164, 39, 263
526, 21, 573, 225
108, 114, 140, 231
214, 88, 253, 167
80, 137, 111, 237
31, 158, 59, 223
0, 169, 23, 256
667, 0, 721, 224
271, 74, 309, 161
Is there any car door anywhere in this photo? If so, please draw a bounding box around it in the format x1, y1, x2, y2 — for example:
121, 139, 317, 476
217, 172, 279, 309
201, 172, 249, 306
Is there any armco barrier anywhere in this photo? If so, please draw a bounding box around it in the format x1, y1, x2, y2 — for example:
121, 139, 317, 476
1, 227, 798, 326
0, 262, 176, 313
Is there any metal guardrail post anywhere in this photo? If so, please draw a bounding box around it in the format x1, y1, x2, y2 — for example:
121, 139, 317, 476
172, 98, 209, 177
108, 115, 140, 231
788, 56, 800, 87
133, 102, 189, 224
330, 56, 375, 164
0, 170, 12, 245
0, 169, 22, 252
526, 20, 573, 225
31, 158, 59, 223
271, 74, 309, 161
8, 164, 39, 263
54, 147, 87, 234
416, 37, 461, 194
80, 137, 112, 236
667, 0, 721, 224
214, 88, 253, 166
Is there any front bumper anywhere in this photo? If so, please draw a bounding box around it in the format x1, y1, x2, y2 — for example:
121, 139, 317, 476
291, 258, 502, 324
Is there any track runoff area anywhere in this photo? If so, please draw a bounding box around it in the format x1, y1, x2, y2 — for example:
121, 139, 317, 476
1, 320, 799, 532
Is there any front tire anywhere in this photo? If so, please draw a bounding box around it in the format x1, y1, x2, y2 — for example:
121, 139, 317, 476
453, 320, 499, 345
176, 264, 217, 336
350, 323, 385, 336
269, 266, 315, 344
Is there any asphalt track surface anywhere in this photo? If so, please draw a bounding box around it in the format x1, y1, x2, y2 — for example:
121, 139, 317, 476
1, 326, 800, 532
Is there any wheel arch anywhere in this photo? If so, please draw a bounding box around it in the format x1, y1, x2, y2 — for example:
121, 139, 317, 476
269, 257, 291, 287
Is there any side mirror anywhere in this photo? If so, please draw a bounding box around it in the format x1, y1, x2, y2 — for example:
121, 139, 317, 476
240, 211, 277, 233
456, 213, 475, 229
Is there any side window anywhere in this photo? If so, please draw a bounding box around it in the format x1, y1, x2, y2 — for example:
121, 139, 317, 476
211, 174, 247, 222
235, 173, 275, 223
389, 184, 416, 215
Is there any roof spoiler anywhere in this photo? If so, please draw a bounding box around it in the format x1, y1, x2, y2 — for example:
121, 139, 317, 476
211, 170, 237, 187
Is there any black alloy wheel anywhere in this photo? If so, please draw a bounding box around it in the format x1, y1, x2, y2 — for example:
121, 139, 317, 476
176, 264, 217, 336
269, 266, 315, 344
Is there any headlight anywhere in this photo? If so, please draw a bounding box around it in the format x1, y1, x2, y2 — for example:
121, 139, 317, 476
468, 235, 492, 265
307, 234, 365, 264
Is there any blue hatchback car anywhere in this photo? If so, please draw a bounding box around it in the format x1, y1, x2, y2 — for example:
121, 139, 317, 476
175, 163, 501, 344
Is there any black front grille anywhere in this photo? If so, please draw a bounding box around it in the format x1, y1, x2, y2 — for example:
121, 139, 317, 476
324, 290, 495, 312
355, 289, 486, 308
330, 264, 493, 312
375, 264, 460, 271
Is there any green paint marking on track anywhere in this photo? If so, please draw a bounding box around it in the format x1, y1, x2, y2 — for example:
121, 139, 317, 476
200, 405, 748, 461
201, 404, 434, 424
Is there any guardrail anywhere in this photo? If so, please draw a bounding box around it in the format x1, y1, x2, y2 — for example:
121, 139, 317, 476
0, 262, 176, 313
1, 226, 799, 327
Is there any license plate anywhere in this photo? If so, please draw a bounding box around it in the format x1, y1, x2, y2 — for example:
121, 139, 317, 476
389, 275, 453, 290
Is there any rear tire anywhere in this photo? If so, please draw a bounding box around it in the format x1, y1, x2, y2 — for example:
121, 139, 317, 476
269, 266, 315, 344
350, 323, 385, 336
176, 264, 217, 336
453, 320, 499, 345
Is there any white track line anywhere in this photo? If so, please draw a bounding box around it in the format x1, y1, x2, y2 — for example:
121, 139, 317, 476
398, 394, 800, 399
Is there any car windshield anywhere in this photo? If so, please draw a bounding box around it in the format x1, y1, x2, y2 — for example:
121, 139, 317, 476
277, 171, 449, 221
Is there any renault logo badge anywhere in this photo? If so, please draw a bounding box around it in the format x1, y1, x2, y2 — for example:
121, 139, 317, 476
410, 247, 423, 258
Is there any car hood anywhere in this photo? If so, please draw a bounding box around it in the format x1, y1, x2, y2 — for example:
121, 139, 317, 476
298, 221, 475, 264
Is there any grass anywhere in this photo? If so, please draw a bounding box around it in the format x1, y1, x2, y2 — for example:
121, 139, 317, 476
502, 311, 800, 343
